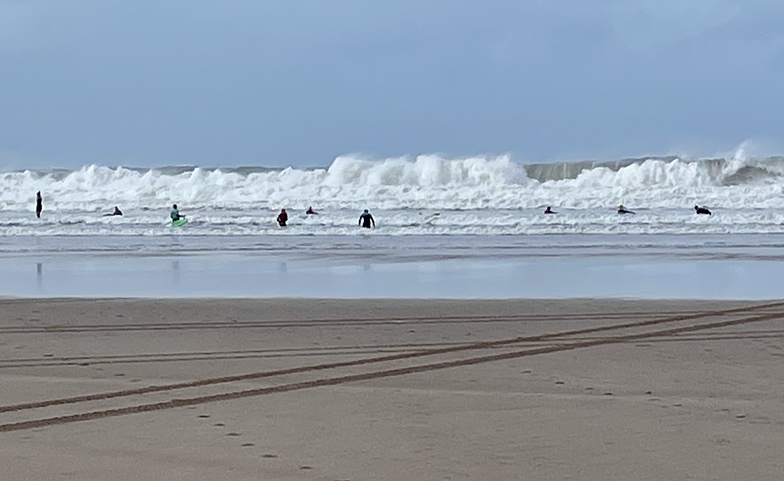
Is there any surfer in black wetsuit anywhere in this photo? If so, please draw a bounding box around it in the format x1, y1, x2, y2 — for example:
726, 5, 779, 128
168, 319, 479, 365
305, 206, 318, 215
35, 191, 42, 218
544, 206, 556, 214
276, 208, 288, 226
617, 204, 635, 214
104, 206, 123, 216
694, 205, 711, 215
359, 209, 375, 228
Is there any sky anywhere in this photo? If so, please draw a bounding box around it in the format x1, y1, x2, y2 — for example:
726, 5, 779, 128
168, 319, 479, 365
1, 0, 784, 169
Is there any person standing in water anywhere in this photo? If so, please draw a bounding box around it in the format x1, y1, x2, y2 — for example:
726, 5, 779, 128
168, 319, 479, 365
276, 208, 288, 226
35, 191, 43, 218
359, 209, 375, 228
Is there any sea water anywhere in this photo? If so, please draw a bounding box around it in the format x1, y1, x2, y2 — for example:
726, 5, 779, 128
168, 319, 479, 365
2, 154, 784, 298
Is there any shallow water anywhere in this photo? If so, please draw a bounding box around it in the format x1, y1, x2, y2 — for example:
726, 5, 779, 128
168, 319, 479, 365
3, 234, 783, 299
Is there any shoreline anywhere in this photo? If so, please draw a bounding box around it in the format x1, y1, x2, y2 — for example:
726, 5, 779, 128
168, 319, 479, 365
5, 252, 784, 299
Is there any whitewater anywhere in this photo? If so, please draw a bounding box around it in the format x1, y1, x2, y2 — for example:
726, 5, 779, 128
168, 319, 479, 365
2, 153, 784, 238
6, 152, 784, 298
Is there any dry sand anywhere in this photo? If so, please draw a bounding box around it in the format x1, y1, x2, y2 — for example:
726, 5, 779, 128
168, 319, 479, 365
0, 298, 783, 480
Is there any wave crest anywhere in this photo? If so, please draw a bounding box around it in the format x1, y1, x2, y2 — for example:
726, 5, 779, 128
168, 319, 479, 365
3, 153, 784, 211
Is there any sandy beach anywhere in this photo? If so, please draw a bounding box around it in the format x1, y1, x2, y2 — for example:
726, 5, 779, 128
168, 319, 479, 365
1, 297, 783, 480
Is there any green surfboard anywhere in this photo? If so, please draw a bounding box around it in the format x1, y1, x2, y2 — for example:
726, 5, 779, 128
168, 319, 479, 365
171, 218, 188, 227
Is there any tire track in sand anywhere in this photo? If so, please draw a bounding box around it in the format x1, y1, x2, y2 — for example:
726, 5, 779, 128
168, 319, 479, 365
0, 302, 782, 432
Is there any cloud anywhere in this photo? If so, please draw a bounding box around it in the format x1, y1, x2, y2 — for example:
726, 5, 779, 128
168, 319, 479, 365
2, 0, 784, 167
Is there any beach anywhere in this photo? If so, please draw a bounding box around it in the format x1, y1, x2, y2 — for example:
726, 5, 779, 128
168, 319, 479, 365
1, 297, 783, 480
5, 2, 783, 479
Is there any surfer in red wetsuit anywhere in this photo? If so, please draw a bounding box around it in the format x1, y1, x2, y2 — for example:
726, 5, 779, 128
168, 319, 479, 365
277, 208, 288, 226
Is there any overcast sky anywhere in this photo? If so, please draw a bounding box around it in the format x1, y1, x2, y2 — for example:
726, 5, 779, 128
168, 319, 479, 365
2, 0, 783, 169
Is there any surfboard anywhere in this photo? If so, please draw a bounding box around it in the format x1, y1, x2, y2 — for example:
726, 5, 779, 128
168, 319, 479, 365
171, 218, 188, 227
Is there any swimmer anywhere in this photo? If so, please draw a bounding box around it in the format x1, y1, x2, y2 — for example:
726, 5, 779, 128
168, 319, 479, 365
694, 205, 712, 215
103, 206, 123, 216
544, 206, 556, 214
618, 204, 635, 214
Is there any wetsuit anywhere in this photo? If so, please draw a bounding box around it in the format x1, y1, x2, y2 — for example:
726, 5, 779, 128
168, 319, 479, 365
277, 210, 288, 226
35, 193, 42, 218
359, 212, 375, 228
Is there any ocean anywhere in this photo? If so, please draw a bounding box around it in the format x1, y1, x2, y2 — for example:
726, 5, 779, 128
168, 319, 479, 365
2, 154, 784, 298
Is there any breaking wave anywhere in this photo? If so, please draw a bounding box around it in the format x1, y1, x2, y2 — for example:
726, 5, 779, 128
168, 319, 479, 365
2, 152, 784, 212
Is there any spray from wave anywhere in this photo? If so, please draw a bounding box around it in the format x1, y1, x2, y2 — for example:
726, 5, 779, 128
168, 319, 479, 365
2, 149, 784, 212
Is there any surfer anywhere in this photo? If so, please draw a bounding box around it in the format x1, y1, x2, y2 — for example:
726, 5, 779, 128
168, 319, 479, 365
104, 206, 123, 216
276, 208, 288, 227
170, 204, 185, 221
694, 205, 712, 215
359, 209, 375, 228
544, 206, 556, 214
35, 191, 42, 218
617, 204, 635, 215
305, 206, 318, 215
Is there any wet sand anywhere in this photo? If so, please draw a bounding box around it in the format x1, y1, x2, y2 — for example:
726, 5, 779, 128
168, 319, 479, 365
1, 298, 783, 480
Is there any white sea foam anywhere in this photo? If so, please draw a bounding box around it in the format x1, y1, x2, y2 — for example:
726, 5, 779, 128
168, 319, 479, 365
3, 153, 784, 236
